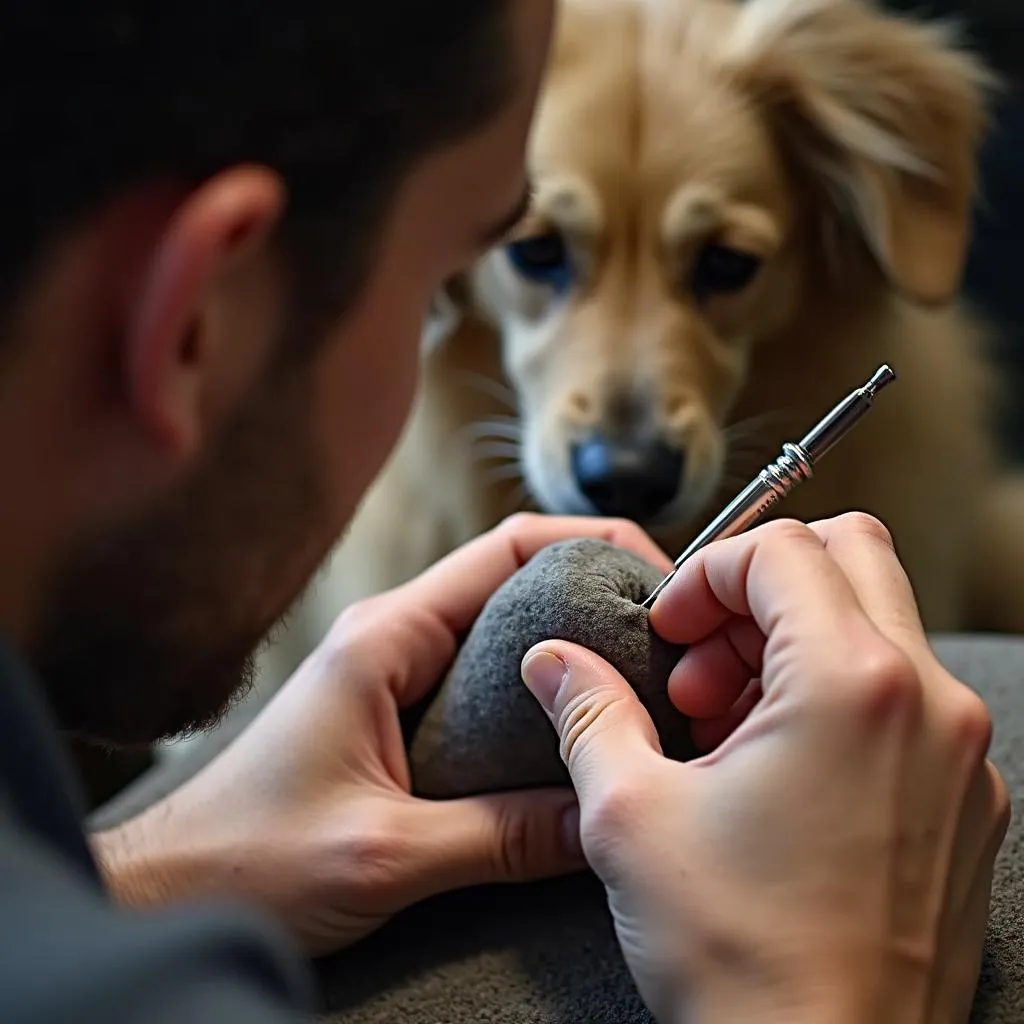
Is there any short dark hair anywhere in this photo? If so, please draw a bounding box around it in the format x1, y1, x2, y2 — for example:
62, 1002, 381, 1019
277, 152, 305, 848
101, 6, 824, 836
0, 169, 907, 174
0, 2, 514, 338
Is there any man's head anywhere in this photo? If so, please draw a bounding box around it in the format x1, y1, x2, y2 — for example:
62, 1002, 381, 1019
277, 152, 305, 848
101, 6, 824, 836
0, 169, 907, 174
0, 1, 555, 745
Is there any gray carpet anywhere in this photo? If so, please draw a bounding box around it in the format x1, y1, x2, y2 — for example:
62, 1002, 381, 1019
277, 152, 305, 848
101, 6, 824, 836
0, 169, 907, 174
93, 635, 1024, 1023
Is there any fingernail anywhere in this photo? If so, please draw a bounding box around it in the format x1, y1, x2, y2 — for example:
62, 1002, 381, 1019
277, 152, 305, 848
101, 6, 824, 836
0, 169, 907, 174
522, 652, 569, 712
561, 803, 583, 862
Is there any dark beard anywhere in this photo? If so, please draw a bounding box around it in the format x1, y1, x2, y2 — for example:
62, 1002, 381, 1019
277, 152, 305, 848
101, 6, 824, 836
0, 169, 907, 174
28, 356, 333, 748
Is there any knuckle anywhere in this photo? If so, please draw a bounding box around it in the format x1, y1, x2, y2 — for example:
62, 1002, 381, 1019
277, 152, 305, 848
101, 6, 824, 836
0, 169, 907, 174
944, 687, 994, 756
332, 811, 403, 881
831, 642, 922, 719
834, 511, 896, 550
492, 803, 534, 880
759, 518, 819, 550
582, 781, 646, 849
607, 516, 645, 539
322, 597, 394, 673
497, 511, 542, 536
578, 777, 657, 885
330, 593, 386, 640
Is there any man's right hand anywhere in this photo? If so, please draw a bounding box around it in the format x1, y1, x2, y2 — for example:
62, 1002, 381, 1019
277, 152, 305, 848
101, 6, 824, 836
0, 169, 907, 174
521, 513, 1010, 1024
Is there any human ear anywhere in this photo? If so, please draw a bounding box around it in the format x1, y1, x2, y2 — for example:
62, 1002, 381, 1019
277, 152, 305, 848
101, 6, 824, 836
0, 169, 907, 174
124, 165, 286, 459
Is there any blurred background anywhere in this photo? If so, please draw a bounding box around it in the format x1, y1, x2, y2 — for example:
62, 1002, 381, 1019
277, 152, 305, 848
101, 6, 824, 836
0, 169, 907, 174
881, 0, 1024, 466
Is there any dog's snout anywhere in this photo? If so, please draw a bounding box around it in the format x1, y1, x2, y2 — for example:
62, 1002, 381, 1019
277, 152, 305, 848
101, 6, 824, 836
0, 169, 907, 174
570, 436, 684, 522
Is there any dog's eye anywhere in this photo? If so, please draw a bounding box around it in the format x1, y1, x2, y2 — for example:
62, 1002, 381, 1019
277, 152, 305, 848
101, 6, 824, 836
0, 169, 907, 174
505, 232, 573, 292
692, 244, 761, 299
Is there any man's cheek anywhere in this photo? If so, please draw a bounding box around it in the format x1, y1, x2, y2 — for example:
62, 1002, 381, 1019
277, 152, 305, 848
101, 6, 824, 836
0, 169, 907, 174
375, 307, 426, 418
324, 324, 419, 485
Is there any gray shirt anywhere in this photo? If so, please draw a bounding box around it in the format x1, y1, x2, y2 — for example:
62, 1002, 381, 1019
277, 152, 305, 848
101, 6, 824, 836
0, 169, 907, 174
0, 633, 313, 1023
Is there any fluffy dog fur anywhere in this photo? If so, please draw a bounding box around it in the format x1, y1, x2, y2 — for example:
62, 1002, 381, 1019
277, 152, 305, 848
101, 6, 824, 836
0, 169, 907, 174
284, 0, 1024, 661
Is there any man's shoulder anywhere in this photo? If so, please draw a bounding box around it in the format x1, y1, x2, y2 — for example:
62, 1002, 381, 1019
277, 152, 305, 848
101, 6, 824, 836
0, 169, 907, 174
0, 634, 100, 875
0, 810, 312, 1022
0, 637, 313, 1023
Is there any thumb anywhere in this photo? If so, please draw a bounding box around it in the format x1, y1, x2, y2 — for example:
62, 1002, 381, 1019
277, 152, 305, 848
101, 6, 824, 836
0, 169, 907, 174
520, 641, 663, 808
403, 786, 586, 900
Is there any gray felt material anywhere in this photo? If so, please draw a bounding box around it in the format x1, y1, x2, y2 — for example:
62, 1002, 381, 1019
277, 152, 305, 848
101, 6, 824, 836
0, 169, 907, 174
408, 538, 697, 799
93, 637, 1024, 1024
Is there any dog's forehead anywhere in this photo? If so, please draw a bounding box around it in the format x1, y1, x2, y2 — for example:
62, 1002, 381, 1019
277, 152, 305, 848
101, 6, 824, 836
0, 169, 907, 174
532, 0, 787, 222
529, 0, 640, 189
639, 67, 777, 205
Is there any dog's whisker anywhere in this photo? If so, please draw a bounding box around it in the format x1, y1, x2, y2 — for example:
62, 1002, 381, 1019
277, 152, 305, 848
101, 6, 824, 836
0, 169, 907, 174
715, 414, 814, 505
726, 438, 776, 461
717, 472, 755, 496
471, 411, 521, 426
459, 419, 523, 444
721, 462, 766, 489
469, 441, 522, 464
722, 411, 799, 477
483, 462, 526, 486
724, 453, 778, 478
723, 410, 790, 444
453, 370, 519, 412
723, 434, 776, 455
725, 438, 778, 458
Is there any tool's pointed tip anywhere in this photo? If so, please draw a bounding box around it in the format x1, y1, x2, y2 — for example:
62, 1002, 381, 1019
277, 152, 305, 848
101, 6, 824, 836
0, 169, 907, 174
865, 364, 896, 396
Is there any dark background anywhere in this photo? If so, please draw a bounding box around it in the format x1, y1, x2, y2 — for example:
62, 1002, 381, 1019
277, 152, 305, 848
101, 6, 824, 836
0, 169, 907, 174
882, 0, 1024, 463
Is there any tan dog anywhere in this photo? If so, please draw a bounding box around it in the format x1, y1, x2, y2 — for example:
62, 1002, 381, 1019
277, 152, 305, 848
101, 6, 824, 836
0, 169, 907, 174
282, 0, 1024, 664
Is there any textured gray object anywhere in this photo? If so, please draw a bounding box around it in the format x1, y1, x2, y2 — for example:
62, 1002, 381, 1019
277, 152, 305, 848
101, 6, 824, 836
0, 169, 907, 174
407, 537, 697, 799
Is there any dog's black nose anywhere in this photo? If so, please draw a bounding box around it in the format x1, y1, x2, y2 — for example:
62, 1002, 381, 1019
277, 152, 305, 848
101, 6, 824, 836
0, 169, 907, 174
570, 436, 684, 522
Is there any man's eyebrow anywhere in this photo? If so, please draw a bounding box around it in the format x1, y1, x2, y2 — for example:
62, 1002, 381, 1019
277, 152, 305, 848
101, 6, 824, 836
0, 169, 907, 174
478, 180, 535, 248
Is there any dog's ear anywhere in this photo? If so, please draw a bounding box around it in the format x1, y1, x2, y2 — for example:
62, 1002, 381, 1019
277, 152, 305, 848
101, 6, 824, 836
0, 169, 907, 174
722, 0, 998, 305
421, 275, 473, 355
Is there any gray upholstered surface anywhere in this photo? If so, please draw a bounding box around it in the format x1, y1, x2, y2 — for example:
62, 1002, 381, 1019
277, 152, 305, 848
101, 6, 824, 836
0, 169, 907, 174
92, 635, 1024, 1023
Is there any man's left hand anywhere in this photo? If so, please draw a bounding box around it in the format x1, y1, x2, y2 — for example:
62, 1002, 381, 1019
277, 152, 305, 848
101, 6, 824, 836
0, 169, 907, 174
94, 513, 671, 955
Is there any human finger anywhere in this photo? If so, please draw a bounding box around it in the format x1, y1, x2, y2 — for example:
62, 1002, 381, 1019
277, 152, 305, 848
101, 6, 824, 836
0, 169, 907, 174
398, 785, 585, 901
806, 512, 930, 657
667, 619, 764, 719
808, 514, 1001, 832
649, 519, 878, 658
689, 679, 764, 752
378, 514, 670, 707
932, 759, 1009, 1023
401, 512, 671, 635
520, 640, 665, 810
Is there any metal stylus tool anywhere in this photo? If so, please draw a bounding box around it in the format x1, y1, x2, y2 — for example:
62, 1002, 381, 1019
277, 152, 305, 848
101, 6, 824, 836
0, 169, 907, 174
640, 364, 897, 609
